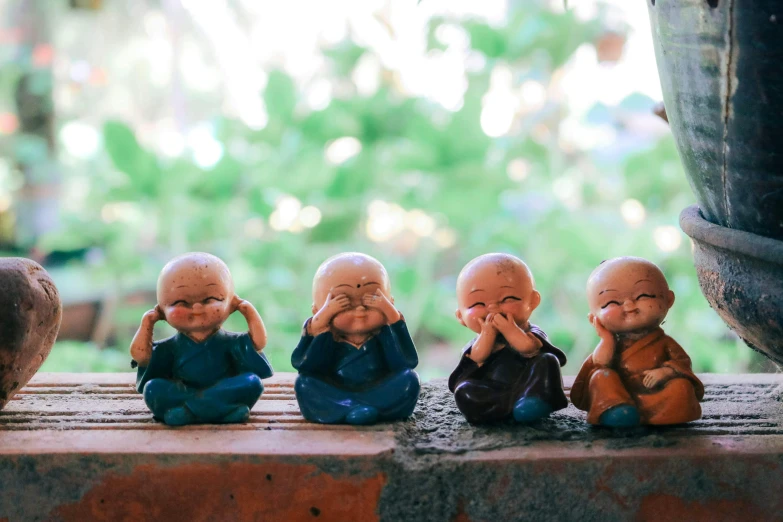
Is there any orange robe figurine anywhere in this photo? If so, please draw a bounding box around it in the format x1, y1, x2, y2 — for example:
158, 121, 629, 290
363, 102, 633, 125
571, 257, 704, 427
571, 328, 704, 425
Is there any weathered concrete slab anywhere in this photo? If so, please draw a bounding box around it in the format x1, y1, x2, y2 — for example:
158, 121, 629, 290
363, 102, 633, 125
0, 373, 781, 521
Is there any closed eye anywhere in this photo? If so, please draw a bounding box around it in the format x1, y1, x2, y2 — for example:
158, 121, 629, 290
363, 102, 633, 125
468, 302, 485, 309
171, 300, 188, 307
203, 297, 223, 304
502, 296, 521, 302
635, 294, 656, 300
601, 300, 620, 309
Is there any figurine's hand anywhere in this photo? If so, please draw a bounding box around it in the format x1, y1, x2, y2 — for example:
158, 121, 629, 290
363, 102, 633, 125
232, 295, 255, 317
490, 313, 517, 337
491, 314, 542, 356
230, 294, 244, 314
143, 306, 164, 325
481, 314, 498, 339
468, 316, 497, 365
589, 314, 614, 342
131, 307, 162, 365
363, 289, 401, 323
513, 332, 544, 356
642, 367, 676, 389
321, 292, 351, 319
309, 292, 351, 335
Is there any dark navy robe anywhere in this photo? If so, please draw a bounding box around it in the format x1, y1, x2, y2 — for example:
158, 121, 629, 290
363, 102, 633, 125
448, 324, 567, 424
135, 329, 273, 424
291, 319, 420, 424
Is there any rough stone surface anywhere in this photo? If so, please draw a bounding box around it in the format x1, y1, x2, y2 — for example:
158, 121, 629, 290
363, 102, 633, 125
2, 373, 783, 521
0, 258, 61, 409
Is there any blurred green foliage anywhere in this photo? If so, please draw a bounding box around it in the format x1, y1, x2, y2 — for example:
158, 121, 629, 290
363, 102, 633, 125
32, 1, 763, 377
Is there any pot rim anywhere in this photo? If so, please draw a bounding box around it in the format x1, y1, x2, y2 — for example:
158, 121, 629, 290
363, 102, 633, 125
680, 205, 783, 266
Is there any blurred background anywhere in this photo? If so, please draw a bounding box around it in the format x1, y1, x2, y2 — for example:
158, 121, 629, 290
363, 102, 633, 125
0, 0, 771, 377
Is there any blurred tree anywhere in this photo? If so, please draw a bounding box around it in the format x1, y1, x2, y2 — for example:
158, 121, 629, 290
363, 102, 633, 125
9, 0, 60, 249
19, 0, 762, 376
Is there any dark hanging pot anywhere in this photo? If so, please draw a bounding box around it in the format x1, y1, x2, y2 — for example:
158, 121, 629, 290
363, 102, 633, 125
647, 0, 783, 239
680, 205, 783, 365
648, 1, 783, 364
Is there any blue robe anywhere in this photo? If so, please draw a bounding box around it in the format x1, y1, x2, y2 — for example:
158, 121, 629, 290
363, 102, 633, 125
135, 329, 273, 424
291, 319, 420, 424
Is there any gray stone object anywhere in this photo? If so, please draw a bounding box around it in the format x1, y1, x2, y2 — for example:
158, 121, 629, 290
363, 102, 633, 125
0, 257, 61, 409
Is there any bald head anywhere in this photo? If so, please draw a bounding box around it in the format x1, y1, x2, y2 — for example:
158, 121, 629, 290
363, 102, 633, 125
456, 253, 535, 299
157, 252, 234, 306
156, 252, 236, 335
587, 257, 669, 309
455, 253, 540, 333
312, 252, 391, 309
587, 256, 674, 334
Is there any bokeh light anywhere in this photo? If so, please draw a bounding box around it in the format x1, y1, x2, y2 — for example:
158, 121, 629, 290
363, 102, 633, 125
653, 226, 683, 252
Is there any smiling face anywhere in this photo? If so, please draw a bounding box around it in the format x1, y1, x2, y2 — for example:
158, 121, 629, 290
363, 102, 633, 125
587, 257, 675, 335
455, 253, 541, 334
312, 253, 391, 337
157, 253, 234, 336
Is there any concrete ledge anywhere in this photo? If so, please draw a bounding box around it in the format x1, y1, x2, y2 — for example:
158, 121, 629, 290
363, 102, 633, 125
0, 373, 781, 521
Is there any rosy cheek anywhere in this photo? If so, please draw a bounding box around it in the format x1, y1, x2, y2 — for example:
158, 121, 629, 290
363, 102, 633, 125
465, 308, 485, 320
167, 308, 190, 322
208, 303, 226, 316
502, 302, 523, 317
600, 307, 622, 322
331, 312, 351, 327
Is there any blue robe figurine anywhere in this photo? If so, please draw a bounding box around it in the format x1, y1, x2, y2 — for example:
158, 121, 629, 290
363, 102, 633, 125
136, 329, 273, 426
292, 318, 420, 425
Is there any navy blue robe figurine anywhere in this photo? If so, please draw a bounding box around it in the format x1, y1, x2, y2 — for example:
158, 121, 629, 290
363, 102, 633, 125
292, 253, 420, 425
450, 253, 567, 424
130, 253, 273, 426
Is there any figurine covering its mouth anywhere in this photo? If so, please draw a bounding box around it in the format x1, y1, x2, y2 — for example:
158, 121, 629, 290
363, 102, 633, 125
449, 253, 568, 424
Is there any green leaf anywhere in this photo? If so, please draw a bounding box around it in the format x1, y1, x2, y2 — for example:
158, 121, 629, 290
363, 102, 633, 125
465, 22, 507, 58
264, 70, 297, 122
308, 210, 361, 242
103, 121, 161, 197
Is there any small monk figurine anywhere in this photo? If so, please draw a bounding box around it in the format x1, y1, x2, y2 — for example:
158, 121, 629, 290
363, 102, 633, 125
292, 252, 420, 425
571, 257, 704, 427
448, 253, 568, 424
130, 253, 273, 426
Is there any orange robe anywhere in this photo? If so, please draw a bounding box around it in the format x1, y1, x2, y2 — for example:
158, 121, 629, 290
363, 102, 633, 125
571, 328, 704, 425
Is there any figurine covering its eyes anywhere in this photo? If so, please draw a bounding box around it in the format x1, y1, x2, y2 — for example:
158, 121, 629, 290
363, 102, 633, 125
291, 252, 420, 425
449, 253, 568, 424
570, 256, 704, 427
130, 253, 273, 426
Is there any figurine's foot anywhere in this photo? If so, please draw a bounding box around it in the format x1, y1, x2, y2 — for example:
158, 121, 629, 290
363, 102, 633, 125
513, 397, 553, 423
345, 405, 379, 425
599, 404, 641, 428
219, 405, 250, 424
163, 406, 197, 426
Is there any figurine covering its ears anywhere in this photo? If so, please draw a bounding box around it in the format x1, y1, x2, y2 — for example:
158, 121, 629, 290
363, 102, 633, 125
291, 252, 420, 425
130, 253, 273, 426
570, 257, 704, 427
449, 253, 568, 424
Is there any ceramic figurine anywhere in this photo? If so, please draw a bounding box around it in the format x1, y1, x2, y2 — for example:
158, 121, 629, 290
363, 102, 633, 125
448, 253, 568, 424
291, 252, 420, 425
570, 256, 704, 427
130, 252, 273, 426
0, 258, 62, 409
